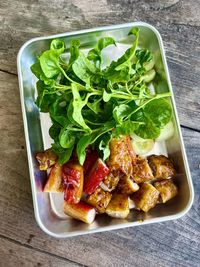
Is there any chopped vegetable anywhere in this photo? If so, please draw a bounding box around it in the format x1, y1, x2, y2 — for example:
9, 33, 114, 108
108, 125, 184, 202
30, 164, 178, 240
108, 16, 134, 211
131, 133, 154, 155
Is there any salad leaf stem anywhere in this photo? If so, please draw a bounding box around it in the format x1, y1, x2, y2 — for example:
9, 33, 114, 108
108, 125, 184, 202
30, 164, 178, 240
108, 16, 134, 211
31, 28, 173, 165
127, 92, 172, 118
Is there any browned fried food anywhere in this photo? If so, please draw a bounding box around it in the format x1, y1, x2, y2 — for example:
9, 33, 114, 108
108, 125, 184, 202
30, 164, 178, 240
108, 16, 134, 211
101, 171, 121, 192
132, 156, 154, 184
107, 136, 135, 176
117, 175, 139, 194
86, 187, 112, 213
131, 183, 159, 212
36, 148, 57, 171
43, 163, 63, 192
106, 193, 130, 219
154, 179, 178, 203
148, 155, 175, 179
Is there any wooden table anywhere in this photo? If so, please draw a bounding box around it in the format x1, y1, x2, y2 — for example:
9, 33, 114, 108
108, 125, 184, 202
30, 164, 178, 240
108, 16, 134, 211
0, 1, 199, 266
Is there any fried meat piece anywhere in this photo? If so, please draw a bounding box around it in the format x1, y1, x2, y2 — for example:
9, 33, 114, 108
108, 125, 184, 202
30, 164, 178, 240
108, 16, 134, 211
107, 136, 135, 175
100, 171, 121, 192
86, 187, 112, 213
148, 155, 175, 179
131, 183, 159, 212
36, 149, 57, 171
106, 193, 130, 219
43, 163, 63, 192
132, 156, 154, 184
117, 175, 139, 194
154, 179, 178, 203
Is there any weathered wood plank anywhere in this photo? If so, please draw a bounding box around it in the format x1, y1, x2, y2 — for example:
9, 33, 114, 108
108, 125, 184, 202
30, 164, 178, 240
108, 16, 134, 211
0, 237, 80, 267
0, 1, 200, 266
0, 127, 199, 267
0, 69, 199, 267
0, 0, 200, 130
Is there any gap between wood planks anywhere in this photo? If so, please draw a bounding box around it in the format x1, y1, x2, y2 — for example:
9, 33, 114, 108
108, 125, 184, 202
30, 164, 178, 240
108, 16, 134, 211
181, 125, 200, 134
1, 68, 199, 134
0, 68, 16, 76
0, 233, 87, 267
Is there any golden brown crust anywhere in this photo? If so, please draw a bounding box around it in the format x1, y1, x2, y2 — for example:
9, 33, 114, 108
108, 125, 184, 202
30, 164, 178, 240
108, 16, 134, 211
154, 179, 178, 203
43, 163, 63, 192
117, 175, 139, 194
148, 155, 175, 179
132, 156, 154, 184
36, 149, 57, 171
102, 171, 121, 192
131, 183, 159, 212
107, 136, 135, 176
106, 193, 130, 219
86, 187, 112, 213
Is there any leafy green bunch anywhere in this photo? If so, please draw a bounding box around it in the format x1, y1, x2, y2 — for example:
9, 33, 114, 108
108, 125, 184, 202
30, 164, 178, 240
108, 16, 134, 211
31, 27, 172, 165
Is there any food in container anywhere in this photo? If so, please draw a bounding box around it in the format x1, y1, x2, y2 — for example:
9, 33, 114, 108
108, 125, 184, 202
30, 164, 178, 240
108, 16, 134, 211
17, 22, 194, 237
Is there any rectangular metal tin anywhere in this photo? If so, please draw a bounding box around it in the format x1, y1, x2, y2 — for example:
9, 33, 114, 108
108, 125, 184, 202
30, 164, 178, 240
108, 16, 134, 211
17, 22, 194, 238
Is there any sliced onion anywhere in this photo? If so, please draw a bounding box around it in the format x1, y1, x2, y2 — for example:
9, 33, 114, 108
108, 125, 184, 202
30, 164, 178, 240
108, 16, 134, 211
131, 133, 155, 155
142, 69, 156, 83
143, 56, 155, 71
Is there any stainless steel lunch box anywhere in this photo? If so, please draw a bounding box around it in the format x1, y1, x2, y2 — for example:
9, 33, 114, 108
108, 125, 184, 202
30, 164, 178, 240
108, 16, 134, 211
17, 22, 194, 237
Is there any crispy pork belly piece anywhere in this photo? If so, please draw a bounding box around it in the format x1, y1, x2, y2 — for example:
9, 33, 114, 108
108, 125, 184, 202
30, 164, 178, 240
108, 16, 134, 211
132, 156, 154, 184
36, 149, 57, 171
84, 159, 110, 195
100, 171, 121, 192
148, 155, 175, 179
106, 193, 130, 219
63, 201, 96, 224
154, 179, 178, 203
43, 163, 63, 192
131, 183, 159, 212
117, 175, 139, 194
107, 136, 135, 175
86, 187, 112, 213
62, 162, 84, 204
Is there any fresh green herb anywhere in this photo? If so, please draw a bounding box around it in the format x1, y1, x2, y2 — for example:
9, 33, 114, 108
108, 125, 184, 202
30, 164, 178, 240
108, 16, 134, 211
31, 28, 172, 165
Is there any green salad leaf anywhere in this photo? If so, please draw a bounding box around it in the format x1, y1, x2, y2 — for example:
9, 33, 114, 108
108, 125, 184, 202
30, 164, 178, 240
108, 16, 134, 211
31, 27, 172, 165
88, 37, 116, 67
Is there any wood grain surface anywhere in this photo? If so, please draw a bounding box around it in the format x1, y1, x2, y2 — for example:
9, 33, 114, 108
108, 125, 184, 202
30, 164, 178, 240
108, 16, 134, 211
0, 0, 199, 266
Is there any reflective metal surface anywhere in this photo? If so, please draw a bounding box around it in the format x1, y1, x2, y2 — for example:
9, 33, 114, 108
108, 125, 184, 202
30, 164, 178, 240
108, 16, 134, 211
17, 22, 194, 237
